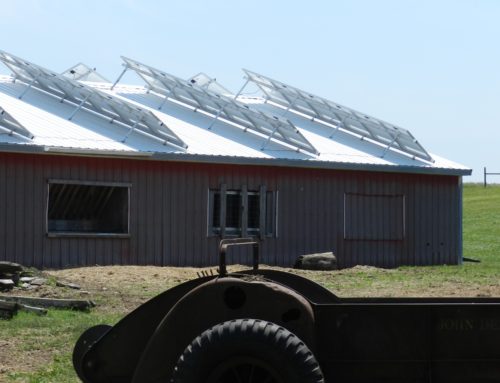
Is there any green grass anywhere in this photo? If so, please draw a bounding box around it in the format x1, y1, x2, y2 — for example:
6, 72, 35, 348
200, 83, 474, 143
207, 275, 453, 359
463, 183, 500, 265
1, 183, 499, 382
0, 310, 121, 383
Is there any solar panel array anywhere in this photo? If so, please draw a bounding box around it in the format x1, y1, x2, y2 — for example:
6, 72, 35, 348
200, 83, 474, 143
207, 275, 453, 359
243, 69, 433, 162
0, 49, 434, 163
119, 57, 318, 155
0, 105, 34, 139
0, 50, 187, 150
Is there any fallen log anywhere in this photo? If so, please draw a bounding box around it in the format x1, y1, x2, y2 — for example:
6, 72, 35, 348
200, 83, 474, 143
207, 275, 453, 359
0, 295, 95, 311
0, 300, 17, 319
56, 280, 81, 290
16, 303, 48, 316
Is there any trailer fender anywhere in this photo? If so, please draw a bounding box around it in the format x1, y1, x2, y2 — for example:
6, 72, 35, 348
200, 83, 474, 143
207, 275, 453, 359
131, 277, 316, 383
77, 275, 215, 383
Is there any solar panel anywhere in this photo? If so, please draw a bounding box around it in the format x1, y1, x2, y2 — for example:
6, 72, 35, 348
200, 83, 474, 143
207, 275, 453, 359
118, 57, 318, 155
243, 69, 433, 163
0, 50, 187, 150
0, 105, 34, 139
188, 73, 233, 96
62, 63, 110, 83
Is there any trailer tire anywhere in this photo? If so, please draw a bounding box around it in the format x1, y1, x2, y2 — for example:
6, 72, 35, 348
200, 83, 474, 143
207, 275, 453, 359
171, 318, 324, 383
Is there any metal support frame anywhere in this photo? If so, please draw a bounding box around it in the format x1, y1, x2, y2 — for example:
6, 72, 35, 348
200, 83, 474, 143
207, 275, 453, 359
122, 119, 141, 143
68, 94, 91, 121
18, 75, 39, 99
120, 56, 318, 156
0, 106, 34, 139
243, 69, 433, 163
207, 78, 250, 130
0, 50, 188, 150
260, 124, 280, 151
381, 131, 402, 158
157, 94, 170, 111
111, 66, 129, 90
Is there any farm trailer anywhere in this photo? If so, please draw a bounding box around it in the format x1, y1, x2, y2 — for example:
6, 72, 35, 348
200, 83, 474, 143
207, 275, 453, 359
73, 239, 500, 382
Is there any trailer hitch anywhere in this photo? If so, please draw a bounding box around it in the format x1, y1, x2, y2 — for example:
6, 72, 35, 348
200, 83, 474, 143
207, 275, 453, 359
219, 238, 259, 276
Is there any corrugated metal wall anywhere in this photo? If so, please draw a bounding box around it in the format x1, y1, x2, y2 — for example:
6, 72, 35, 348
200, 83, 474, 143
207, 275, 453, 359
0, 152, 462, 268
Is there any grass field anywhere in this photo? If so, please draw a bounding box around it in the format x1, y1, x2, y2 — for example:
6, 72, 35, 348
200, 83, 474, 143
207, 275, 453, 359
0, 183, 499, 382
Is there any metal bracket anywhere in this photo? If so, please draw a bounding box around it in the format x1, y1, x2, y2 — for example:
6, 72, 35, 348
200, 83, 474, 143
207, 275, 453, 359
207, 77, 250, 130
219, 238, 259, 276
111, 65, 129, 90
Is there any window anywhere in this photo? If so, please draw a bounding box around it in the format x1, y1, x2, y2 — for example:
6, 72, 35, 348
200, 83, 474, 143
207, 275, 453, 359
344, 193, 405, 241
212, 191, 242, 235
208, 185, 277, 238
47, 181, 130, 236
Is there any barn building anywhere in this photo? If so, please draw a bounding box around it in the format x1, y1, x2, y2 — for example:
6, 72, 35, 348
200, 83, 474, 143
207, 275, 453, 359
0, 50, 471, 269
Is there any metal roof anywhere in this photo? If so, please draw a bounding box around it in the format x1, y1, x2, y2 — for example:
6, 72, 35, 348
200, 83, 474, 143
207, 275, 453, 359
0, 51, 471, 176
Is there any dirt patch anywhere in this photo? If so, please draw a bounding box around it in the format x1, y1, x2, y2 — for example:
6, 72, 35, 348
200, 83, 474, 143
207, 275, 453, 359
39, 264, 500, 301
44, 265, 218, 313
0, 338, 54, 378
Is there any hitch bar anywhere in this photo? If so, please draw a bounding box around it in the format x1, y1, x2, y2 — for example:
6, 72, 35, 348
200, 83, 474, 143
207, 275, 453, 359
219, 238, 259, 276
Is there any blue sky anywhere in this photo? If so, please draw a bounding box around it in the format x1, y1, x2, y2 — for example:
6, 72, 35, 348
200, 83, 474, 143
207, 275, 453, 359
0, 0, 498, 182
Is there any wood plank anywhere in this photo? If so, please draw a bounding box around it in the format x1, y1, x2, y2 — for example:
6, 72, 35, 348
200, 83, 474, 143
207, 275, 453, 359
0, 295, 95, 311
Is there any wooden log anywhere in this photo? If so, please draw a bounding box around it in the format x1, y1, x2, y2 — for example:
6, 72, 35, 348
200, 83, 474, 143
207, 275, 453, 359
0, 295, 95, 311
0, 300, 17, 319
16, 303, 48, 316
56, 280, 81, 290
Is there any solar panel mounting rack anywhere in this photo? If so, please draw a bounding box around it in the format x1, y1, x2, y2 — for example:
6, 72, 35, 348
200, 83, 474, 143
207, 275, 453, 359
243, 69, 433, 163
0, 105, 34, 139
0, 50, 187, 150
117, 56, 318, 156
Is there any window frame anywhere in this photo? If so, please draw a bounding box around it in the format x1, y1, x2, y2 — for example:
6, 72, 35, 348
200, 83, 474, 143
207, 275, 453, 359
207, 185, 277, 239
46, 179, 131, 238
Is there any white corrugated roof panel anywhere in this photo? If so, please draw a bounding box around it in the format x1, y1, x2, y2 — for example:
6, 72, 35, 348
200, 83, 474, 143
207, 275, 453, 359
0, 67, 471, 176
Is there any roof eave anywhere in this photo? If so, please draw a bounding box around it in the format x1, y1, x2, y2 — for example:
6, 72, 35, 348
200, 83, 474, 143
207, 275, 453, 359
0, 143, 472, 177
150, 152, 472, 176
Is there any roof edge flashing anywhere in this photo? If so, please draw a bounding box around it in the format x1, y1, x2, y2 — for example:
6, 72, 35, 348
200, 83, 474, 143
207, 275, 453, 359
0, 142, 471, 176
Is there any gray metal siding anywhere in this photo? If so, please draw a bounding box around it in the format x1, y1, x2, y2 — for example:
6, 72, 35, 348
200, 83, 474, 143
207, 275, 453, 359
0, 152, 462, 268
